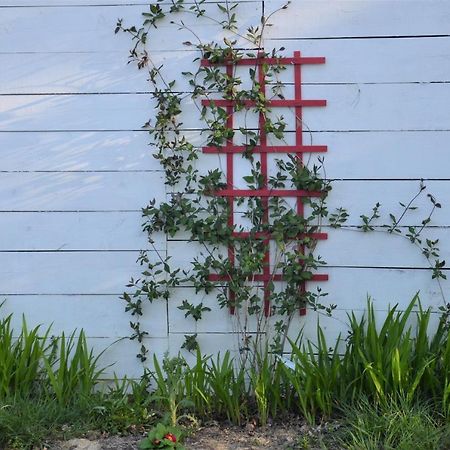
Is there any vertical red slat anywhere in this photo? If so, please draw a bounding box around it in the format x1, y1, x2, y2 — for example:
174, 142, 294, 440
294, 50, 307, 315
258, 53, 272, 318
226, 64, 236, 314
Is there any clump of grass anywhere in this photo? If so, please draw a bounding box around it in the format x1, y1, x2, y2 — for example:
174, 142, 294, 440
338, 396, 450, 450
0, 313, 51, 398
44, 330, 106, 405
0, 394, 96, 449
280, 294, 450, 424
282, 326, 343, 423
207, 351, 247, 425
342, 295, 437, 405
0, 308, 156, 449
0, 310, 105, 404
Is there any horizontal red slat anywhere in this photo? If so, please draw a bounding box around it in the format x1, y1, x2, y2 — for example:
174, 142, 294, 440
231, 232, 328, 240
214, 189, 324, 198
202, 145, 327, 154
208, 274, 328, 282
202, 99, 326, 108
200, 56, 326, 67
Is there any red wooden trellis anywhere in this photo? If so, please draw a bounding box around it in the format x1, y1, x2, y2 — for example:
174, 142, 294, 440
201, 51, 328, 317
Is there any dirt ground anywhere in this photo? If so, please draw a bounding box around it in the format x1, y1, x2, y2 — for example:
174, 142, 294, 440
53, 418, 342, 450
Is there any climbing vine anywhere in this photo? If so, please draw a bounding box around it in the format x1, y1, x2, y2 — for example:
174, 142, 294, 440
116, 0, 446, 365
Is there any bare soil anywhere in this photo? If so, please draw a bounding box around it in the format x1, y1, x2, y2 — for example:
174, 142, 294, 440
52, 418, 342, 450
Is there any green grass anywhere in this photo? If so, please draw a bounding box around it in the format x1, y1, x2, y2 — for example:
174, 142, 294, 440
0, 382, 158, 449
0, 313, 51, 398
337, 396, 450, 450
0, 395, 95, 449
3, 294, 450, 448
0, 308, 157, 449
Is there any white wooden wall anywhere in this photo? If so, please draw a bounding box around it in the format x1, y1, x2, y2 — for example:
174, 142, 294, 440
1, 0, 450, 377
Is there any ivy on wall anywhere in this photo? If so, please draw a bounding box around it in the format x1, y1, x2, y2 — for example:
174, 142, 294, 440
116, 0, 447, 365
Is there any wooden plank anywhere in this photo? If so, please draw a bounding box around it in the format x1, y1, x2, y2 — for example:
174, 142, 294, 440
0, 131, 157, 171
166, 271, 447, 334
0, 131, 221, 172
1, 2, 447, 53
88, 337, 169, 379
307, 267, 447, 312
1, 130, 449, 179
281, 83, 450, 132
0, 51, 194, 94
234, 81, 450, 131
0, 251, 155, 294
273, 131, 450, 180
165, 180, 450, 226
268, 37, 450, 84
317, 228, 450, 269
167, 278, 445, 358
324, 180, 449, 227
0, 172, 164, 211
9, 173, 444, 216
0, 93, 149, 131
0, 211, 164, 250
166, 287, 440, 341
1, 294, 168, 337
2, 83, 449, 131
0, 52, 150, 94
264, 0, 450, 39
2, 249, 445, 297
167, 226, 450, 271
166, 280, 445, 336
0, 0, 258, 6
3, 37, 449, 94
0, 3, 262, 53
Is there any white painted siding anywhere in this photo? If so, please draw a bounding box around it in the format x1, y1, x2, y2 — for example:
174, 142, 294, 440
1, 0, 450, 376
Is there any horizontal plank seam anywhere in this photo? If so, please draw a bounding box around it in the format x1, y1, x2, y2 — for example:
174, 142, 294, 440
2, 129, 450, 133
2, 80, 450, 95
268, 34, 450, 41
0, 209, 142, 213
1, 175, 446, 180
0, 170, 163, 173
0, 50, 198, 55
0, 1, 259, 8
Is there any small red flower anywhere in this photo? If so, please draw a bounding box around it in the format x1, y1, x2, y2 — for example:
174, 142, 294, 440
164, 433, 177, 443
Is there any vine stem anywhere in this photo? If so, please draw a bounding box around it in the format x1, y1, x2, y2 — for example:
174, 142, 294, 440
389, 181, 426, 232
338, 225, 447, 305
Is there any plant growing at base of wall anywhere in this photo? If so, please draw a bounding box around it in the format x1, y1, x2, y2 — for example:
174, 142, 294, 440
116, 0, 336, 364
